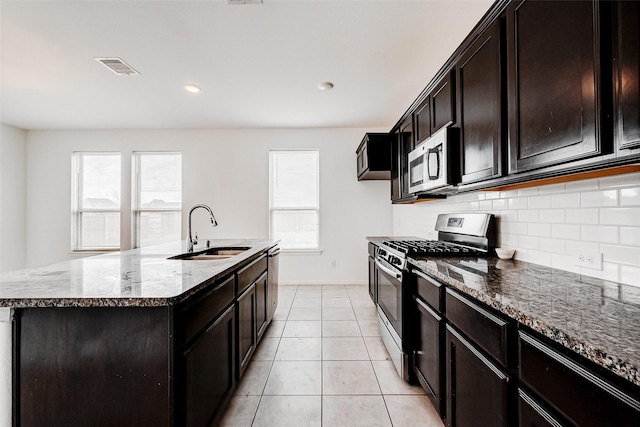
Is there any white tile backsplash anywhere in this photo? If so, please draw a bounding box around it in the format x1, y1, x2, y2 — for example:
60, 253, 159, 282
393, 171, 640, 287
600, 207, 640, 226
551, 224, 581, 240
620, 187, 640, 206
565, 208, 598, 224
539, 209, 565, 223
528, 195, 551, 209
581, 190, 618, 207
580, 225, 619, 244
551, 193, 580, 208
518, 210, 539, 223
509, 197, 528, 210
620, 227, 640, 246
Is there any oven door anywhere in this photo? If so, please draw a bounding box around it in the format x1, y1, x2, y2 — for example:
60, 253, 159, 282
375, 258, 403, 340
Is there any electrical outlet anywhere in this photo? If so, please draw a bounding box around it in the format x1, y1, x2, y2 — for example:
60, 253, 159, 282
330, 260, 336, 268
575, 251, 603, 270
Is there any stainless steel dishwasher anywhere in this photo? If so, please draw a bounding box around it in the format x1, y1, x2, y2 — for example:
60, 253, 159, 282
267, 246, 280, 322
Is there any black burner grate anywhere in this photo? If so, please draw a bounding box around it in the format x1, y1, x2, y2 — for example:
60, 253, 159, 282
382, 240, 484, 256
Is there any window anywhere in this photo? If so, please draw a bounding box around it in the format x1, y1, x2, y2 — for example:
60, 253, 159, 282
72, 152, 121, 250
269, 150, 319, 250
133, 152, 182, 248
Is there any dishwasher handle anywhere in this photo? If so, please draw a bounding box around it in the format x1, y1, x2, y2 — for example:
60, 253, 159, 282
268, 247, 281, 257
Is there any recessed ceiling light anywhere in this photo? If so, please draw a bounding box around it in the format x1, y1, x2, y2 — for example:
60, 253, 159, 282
184, 84, 201, 93
317, 81, 334, 91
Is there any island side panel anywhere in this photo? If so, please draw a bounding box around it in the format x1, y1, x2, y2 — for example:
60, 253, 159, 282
15, 306, 172, 427
0, 308, 11, 427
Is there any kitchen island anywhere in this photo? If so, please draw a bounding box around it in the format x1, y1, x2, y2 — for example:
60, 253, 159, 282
0, 239, 279, 427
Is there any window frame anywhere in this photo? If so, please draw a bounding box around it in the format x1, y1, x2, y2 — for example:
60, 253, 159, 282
132, 151, 183, 249
71, 151, 122, 252
269, 149, 321, 253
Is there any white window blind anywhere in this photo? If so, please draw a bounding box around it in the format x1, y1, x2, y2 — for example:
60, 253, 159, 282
134, 152, 182, 248
269, 150, 319, 250
72, 152, 121, 250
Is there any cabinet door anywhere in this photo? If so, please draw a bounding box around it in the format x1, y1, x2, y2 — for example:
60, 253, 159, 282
357, 140, 369, 177
446, 325, 509, 427
457, 21, 503, 184
391, 129, 402, 201
615, 0, 640, 152
183, 305, 235, 427
368, 256, 376, 303
237, 283, 256, 379
413, 296, 444, 416
255, 272, 268, 342
400, 118, 414, 199
415, 97, 431, 145
431, 71, 455, 133
507, 0, 601, 173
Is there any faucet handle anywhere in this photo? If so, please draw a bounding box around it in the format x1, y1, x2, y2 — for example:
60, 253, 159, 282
194, 232, 198, 245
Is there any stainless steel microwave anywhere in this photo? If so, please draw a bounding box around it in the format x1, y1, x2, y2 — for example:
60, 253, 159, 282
408, 126, 457, 194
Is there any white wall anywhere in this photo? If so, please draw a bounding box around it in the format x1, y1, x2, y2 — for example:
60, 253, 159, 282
25, 128, 392, 284
393, 172, 640, 287
0, 124, 27, 272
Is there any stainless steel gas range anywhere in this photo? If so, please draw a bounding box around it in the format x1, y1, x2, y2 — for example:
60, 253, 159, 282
374, 213, 495, 380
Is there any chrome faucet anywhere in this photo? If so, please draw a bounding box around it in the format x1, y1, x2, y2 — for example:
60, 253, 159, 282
187, 204, 218, 252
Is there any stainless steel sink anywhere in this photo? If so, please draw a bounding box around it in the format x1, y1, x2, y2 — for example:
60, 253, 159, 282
169, 247, 250, 260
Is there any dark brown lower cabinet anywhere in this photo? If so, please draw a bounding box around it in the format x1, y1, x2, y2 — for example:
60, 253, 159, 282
445, 325, 510, 427
237, 282, 257, 378
17, 307, 172, 427
518, 389, 564, 427
412, 295, 444, 416
182, 304, 235, 427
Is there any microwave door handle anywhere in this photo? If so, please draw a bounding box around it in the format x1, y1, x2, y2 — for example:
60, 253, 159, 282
375, 259, 402, 281
428, 147, 440, 180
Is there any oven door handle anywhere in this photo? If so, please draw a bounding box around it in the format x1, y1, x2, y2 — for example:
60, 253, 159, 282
375, 259, 402, 281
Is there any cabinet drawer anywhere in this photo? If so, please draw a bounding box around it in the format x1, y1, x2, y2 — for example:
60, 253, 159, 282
445, 288, 509, 366
413, 269, 444, 313
181, 275, 235, 345
368, 242, 377, 258
518, 388, 566, 427
237, 254, 267, 295
519, 331, 640, 427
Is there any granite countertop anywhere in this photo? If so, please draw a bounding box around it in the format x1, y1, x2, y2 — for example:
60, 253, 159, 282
0, 239, 278, 308
408, 255, 640, 387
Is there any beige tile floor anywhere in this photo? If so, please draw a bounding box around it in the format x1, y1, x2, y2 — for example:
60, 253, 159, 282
219, 284, 445, 427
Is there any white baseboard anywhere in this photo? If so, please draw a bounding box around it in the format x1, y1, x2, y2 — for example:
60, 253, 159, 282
278, 280, 367, 286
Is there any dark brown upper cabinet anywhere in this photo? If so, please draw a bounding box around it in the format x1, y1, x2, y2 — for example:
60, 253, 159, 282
414, 97, 431, 146
399, 117, 415, 200
457, 20, 504, 185
430, 70, 455, 134
507, 0, 603, 174
356, 133, 391, 180
614, 0, 640, 154
390, 129, 402, 202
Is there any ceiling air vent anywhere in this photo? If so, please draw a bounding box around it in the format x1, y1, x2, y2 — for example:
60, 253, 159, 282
95, 58, 140, 75
227, 0, 263, 4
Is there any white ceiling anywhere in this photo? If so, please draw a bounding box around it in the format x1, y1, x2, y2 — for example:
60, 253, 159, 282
0, 0, 493, 130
